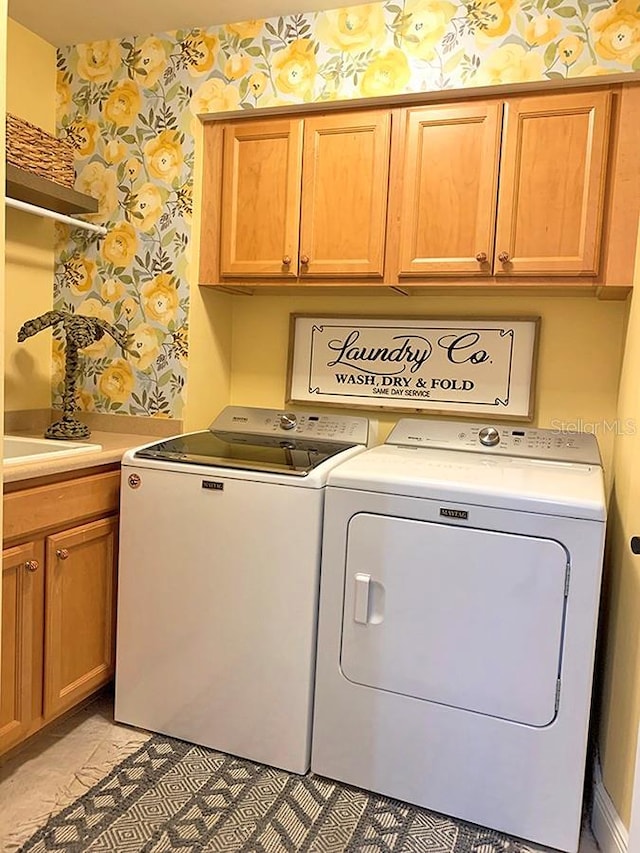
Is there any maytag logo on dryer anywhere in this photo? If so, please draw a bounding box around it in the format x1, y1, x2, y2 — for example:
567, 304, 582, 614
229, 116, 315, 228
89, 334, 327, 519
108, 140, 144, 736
440, 507, 468, 520
202, 480, 224, 491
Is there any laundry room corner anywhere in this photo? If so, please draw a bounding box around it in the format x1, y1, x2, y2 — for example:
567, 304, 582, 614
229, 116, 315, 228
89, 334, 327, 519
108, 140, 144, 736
594, 228, 640, 853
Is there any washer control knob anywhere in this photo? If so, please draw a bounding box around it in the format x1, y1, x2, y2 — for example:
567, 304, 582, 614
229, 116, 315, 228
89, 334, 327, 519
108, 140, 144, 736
279, 413, 297, 431
478, 426, 500, 447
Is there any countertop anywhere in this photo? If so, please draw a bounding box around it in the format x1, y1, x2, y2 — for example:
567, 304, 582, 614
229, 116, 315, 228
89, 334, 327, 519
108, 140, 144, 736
3, 430, 159, 485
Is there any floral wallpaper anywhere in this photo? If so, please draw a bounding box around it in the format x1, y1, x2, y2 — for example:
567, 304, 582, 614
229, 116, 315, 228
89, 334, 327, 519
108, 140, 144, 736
55, 0, 640, 418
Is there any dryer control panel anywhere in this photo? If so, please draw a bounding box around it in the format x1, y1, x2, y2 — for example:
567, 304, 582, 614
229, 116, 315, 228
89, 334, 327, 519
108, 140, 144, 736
387, 418, 602, 465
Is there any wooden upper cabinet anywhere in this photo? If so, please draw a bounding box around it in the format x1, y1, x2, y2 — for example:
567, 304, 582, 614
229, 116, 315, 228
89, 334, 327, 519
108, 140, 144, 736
220, 118, 303, 278
299, 111, 391, 278
397, 102, 502, 276
495, 91, 612, 276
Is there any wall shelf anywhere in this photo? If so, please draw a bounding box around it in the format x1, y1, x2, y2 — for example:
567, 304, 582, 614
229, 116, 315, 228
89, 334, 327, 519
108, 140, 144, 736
6, 164, 98, 215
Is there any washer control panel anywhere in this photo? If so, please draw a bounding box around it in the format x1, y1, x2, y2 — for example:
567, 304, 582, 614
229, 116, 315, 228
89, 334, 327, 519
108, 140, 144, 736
387, 418, 601, 465
209, 406, 371, 446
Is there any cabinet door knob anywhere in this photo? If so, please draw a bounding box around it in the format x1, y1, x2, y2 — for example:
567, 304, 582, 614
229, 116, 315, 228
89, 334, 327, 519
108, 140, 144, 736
475, 252, 488, 263
25, 560, 39, 572
631, 537, 640, 555
300, 254, 310, 266
498, 251, 510, 263
56, 549, 70, 560
282, 255, 291, 266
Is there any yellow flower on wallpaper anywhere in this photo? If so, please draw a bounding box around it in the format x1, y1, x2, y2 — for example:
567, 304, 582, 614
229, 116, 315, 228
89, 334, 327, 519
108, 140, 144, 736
131, 183, 164, 232
185, 31, 219, 77
104, 139, 126, 164
141, 274, 179, 325
120, 296, 139, 321
128, 324, 163, 370
190, 78, 241, 114
134, 36, 168, 88
68, 117, 100, 157
125, 158, 141, 181
54, 223, 70, 253
144, 130, 184, 184
75, 389, 96, 412
56, 73, 71, 121
76, 40, 121, 82
474, 0, 515, 40
51, 339, 65, 382
525, 14, 562, 47
77, 299, 116, 357
99, 358, 134, 402
558, 35, 584, 65
248, 71, 267, 97
66, 256, 96, 295
76, 161, 118, 221
225, 19, 264, 39
101, 278, 126, 303
573, 63, 617, 77
102, 221, 138, 267
225, 53, 252, 80
317, 4, 386, 53
360, 49, 411, 97
476, 43, 544, 84
401, 0, 456, 61
590, 0, 640, 65
104, 79, 142, 127
273, 39, 318, 100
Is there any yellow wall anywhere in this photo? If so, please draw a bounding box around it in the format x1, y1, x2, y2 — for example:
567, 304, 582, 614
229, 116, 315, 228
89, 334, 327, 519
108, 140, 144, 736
599, 232, 640, 827
4, 18, 56, 412
186, 292, 628, 482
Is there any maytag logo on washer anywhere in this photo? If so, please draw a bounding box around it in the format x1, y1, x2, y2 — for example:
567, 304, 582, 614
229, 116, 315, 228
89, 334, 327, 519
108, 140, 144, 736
440, 507, 468, 520
128, 473, 141, 489
202, 480, 224, 491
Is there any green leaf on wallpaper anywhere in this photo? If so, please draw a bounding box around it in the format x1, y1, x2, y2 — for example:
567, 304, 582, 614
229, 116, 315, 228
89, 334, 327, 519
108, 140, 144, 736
567, 24, 585, 33
246, 46, 263, 57
158, 372, 173, 387
387, 4, 402, 12
547, 0, 564, 8
546, 70, 565, 79
544, 42, 558, 65
554, 7, 577, 17
444, 50, 465, 73
577, 0, 589, 17
633, 55, 640, 72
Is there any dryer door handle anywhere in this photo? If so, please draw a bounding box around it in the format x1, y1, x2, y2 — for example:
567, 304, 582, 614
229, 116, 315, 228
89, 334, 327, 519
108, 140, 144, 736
354, 573, 371, 624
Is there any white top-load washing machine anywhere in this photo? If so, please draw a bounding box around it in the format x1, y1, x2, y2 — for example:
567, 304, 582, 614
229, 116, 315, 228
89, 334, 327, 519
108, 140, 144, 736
115, 406, 371, 774
312, 418, 606, 852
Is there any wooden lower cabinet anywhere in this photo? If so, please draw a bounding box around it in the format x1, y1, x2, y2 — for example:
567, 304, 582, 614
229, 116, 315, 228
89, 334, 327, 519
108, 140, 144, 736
0, 468, 120, 756
44, 517, 118, 720
0, 541, 43, 753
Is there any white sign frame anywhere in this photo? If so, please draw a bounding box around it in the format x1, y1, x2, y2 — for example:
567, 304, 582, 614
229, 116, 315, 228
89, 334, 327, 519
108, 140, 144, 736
286, 314, 540, 421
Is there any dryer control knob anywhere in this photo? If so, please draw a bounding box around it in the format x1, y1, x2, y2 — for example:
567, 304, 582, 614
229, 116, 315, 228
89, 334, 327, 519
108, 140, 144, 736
478, 426, 500, 447
279, 413, 297, 430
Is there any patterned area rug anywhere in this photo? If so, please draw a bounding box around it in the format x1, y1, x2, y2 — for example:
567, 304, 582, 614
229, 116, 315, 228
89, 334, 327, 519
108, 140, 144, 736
19, 735, 544, 853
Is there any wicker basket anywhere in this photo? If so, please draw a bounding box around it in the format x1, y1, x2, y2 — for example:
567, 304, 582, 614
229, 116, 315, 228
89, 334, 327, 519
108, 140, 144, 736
6, 113, 75, 189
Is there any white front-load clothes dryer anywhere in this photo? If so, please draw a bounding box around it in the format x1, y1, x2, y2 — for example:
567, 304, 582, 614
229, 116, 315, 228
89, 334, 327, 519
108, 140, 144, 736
311, 418, 606, 853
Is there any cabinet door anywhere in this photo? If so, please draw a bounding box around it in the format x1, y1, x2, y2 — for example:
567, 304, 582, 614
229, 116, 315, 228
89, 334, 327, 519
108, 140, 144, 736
0, 542, 43, 754
220, 118, 303, 278
300, 110, 391, 277
397, 102, 502, 276
43, 517, 117, 721
495, 91, 611, 276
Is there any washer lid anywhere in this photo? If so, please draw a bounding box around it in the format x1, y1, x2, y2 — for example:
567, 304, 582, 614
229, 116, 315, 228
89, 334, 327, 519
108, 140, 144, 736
134, 430, 361, 477
327, 445, 606, 521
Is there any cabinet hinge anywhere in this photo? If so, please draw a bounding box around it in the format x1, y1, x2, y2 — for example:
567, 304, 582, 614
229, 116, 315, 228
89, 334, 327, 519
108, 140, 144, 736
564, 562, 571, 597
555, 678, 561, 712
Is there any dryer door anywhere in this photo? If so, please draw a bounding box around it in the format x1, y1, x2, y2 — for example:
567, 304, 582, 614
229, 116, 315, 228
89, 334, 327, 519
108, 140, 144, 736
341, 513, 568, 726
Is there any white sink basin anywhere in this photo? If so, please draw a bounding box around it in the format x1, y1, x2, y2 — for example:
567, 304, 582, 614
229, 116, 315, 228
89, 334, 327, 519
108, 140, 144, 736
3, 435, 102, 465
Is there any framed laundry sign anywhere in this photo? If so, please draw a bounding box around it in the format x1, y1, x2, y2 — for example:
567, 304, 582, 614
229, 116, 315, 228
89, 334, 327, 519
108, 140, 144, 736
286, 315, 540, 420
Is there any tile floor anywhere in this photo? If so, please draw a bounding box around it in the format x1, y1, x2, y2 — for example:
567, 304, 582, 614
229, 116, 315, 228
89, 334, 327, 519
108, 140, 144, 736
0, 694, 601, 853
